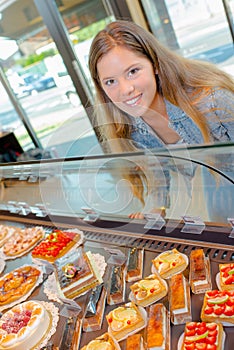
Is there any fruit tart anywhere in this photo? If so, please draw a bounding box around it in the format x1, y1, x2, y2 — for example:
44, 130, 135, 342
106, 302, 146, 342
180, 321, 225, 350
129, 274, 167, 307
152, 248, 187, 279
31, 229, 83, 263
201, 290, 234, 324
219, 263, 234, 291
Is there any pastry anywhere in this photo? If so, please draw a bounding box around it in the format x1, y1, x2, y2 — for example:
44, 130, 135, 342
107, 264, 126, 305
83, 284, 107, 332
145, 303, 170, 350
126, 247, 144, 282
0, 225, 14, 247
0, 300, 51, 350
31, 229, 83, 263
3, 226, 44, 257
201, 290, 234, 323
126, 334, 145, 350
168, 273, 192, 325
130, 274, 167, 307
0, 265, 41, 306
55, 247, 103, 299
189, 249, 212, 294
219, 263, 234, 291
81, 332, 120, 349
70, 317, 82, 350
152, 249, 187, 279
181, 321, 224, 350
106, 302, 145, 341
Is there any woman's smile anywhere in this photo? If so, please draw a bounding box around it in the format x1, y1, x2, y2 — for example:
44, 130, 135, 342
124, 93, 142, 106
97, 46, 158, 118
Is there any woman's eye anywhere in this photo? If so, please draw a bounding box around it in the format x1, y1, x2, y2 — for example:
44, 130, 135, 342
105, 79, 116, 86
128, 68, 139, 77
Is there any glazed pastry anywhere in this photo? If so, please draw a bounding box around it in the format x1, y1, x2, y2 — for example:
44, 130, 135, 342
126, 247, 144, 282
106, 302, 145, 341
152, 249, 187, 279
0, 265, 41, 306
145, 303, 170, 350
219, 263, 234, 291
189, 249, 212, 294
168, 273, 192, 325
181, 321, 224, 350
126, 334, 145, 350
83, 284, 107, 332
201, 290, 234, 323
130, 274, 167, 307
107, 264, 126, 305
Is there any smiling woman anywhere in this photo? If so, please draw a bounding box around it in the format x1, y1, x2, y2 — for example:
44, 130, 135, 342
88, 20, 234, 221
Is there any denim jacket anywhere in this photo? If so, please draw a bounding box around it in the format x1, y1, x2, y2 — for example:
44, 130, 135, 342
129, 88, 234, 208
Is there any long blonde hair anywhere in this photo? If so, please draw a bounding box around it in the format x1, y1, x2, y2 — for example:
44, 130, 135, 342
88, 20, 234, 206
89, 19, 234, 146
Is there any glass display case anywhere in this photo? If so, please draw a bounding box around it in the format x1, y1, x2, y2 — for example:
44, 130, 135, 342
0, 142, 233, 349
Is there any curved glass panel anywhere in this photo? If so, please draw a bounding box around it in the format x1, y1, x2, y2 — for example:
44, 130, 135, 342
0, 143, 233, 225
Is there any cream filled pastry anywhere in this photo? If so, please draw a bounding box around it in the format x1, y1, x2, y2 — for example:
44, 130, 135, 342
0, 300, 50, 350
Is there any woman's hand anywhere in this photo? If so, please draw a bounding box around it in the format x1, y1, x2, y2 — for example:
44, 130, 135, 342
128, 212, 145, 219
128, 207, 166, 219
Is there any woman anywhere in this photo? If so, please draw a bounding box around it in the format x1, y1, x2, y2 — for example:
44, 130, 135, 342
88, 20, 234, 222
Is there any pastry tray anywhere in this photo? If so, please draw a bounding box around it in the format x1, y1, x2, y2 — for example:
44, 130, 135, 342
0, 220, 234, 350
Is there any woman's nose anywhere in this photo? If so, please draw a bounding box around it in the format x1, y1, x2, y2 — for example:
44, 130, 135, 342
119, 79, 134, 95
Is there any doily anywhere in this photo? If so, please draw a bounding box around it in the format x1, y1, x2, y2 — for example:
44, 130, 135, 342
44, 253, 107, 303
34, 301, 59, 350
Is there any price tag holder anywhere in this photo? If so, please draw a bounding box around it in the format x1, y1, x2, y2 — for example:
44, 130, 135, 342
181, 215, 205, 235
81, 207, 99, 223
144, 213, 165, 230
228, 218, 234, 238
104, 247, 126, 265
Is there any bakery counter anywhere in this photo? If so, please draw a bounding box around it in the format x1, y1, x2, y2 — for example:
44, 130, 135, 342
0, 218, 234, 349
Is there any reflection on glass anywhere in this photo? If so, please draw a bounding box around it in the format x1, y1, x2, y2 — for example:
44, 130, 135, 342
0, 0, 112, 158
0, 80, 34, 159
0, 144, 233, 224
141, 0, 234, 75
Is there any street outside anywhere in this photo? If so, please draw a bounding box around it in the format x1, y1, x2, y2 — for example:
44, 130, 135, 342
0, 12, 233, 158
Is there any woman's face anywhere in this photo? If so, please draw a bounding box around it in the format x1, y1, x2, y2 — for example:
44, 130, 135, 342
97, 46, 158, 118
